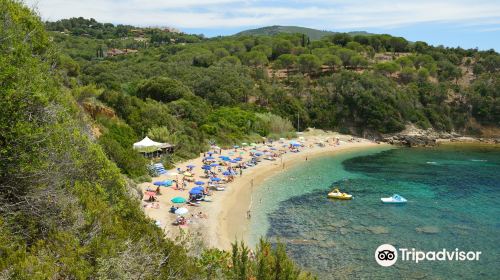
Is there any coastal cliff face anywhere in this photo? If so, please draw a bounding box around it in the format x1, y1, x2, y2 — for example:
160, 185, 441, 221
381, 124, 500, 147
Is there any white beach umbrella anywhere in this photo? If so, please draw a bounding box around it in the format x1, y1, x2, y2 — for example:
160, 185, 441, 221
175, 207, 189, 215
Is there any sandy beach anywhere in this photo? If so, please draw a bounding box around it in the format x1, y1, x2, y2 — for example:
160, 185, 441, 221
139, 130, 384, 250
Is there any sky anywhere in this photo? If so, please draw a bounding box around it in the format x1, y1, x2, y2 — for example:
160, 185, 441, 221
25, 0, 500, 51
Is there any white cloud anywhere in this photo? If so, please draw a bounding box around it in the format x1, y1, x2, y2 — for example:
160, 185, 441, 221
24, 0, 500, 31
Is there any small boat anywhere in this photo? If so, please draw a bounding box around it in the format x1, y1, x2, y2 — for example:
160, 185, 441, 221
328, 188, 353, 200
381, 194, 407, 204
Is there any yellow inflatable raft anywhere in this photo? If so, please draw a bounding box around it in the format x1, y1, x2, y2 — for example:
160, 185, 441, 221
327, 188, 353, 200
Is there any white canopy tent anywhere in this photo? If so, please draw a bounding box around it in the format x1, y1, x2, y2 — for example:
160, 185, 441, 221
133, 136, 165, 150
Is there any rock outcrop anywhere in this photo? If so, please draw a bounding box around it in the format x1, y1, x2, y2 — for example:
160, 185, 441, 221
381, 124, 499, 147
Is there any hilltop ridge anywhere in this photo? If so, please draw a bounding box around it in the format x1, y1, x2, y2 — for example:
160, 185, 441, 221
235, 25, 371, 40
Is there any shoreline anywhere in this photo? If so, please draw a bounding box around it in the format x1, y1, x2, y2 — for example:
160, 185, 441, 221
139, 131, 386, 250
139, 135, 498, 251
204, 141, 385, 250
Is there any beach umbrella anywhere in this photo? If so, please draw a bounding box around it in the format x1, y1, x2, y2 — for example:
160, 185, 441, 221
230, 160, 239, 163
255, 152, 263, 156
195, 181, 205, 185
186, 164, 195, 168
171, 197, 186, 203
212, 146, 221, 150
154, 180, 173, 186
175, 207, 189, 215
222, 171, 231, 176
211, 177, 222, 182
189, 188, 203, 195
202, 165, 211, 170
207, 151, 213, 155
228, 152, 235, 155
191, 186, 204, 192
250, 143, 257, 146
233, 145, 240, 148
145, 191, 156, 197
292, 143, 301, 147
242, 142, 248, 146
210, 163, 219, 167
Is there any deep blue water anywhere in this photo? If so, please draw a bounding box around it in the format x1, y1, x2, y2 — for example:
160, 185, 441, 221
249, 144, 500, 279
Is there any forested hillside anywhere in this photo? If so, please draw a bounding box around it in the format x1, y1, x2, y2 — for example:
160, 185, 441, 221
236, 25, 371, 40
45, 16, 500, 179
0, 2, 314, 279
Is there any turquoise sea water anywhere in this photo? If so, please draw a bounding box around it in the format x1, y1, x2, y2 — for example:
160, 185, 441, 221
248, 145, 500, 279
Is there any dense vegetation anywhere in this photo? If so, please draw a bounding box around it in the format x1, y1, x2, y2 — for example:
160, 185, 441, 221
237, 25, 372, 40
47, 16, 500, 178
0, 1, 314, 279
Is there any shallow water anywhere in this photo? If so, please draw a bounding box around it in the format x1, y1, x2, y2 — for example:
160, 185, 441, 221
249, 144, 500, 279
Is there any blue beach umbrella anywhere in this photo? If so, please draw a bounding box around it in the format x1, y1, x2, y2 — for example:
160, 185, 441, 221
192, 186, 204, 192
202, 165, 211, 170
230, 160, 238, 163
222, 171, 231, 176
234, 157, 242, 161
195, 181, 205, 185
292, 143, 301, 147
164, 180, 173, 186
255, 152, 263, 156
210, 163, 219, 167
211, 177, 222, 182
189, 189, 203, 195
207, 151, 213, 155
186, 164, 195, 168
153, 180, 172, 186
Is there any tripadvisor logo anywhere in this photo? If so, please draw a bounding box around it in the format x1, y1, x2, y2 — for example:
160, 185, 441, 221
375, 244, 482, 267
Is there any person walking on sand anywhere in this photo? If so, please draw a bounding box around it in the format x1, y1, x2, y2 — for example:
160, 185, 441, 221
239, 168, 243, 177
